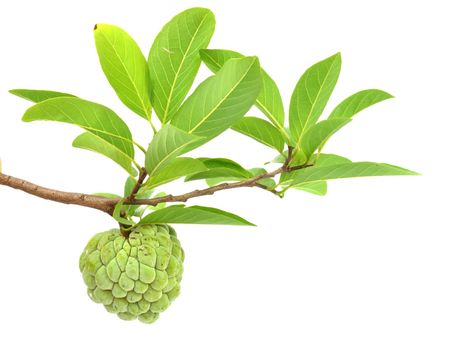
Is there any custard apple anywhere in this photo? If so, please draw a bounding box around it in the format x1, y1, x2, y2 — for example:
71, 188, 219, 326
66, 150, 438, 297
79, 224, 184, 323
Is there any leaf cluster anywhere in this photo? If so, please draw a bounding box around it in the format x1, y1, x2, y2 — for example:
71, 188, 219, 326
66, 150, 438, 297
9, 8, 417, 227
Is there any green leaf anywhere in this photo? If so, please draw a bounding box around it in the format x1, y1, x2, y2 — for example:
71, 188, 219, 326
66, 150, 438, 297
93, 192, 122, 199
281, 153, 350, 192
9, 89, 75, 103
148, 7, 215, 123
171, 56, 261, 140
72, 133, 136, 175
145, 157, 207, 188
297, 118, 351, 161
186, 158, 252, 181
23, 97, 134, 158
289, 53, 341, 146
315, 153, 352, 166
139, 205, 255, 226
292, 181, 327, 196
283, 162, 418, 186
94, 24, 152, 119
124, 176, 137, 197
113, 201, 136, 226
124, 178, 156, 217
145, 125, 202, 175
232, 117, 285, 153
329, 89, 393, 119
200, 49, 284, 129
249, 168, 277, 189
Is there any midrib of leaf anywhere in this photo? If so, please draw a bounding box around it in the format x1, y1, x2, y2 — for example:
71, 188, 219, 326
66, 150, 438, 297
100, 32, 151, 118
295, 61, 337, 149
189, 59, 255, 134
203, 51, 285, 131
162, 13, 210, 122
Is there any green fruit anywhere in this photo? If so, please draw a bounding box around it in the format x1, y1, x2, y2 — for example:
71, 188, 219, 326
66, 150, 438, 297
79, 224, 185, 324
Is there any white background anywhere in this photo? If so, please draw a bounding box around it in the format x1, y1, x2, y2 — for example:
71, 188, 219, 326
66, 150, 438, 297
0, 0, 459, 349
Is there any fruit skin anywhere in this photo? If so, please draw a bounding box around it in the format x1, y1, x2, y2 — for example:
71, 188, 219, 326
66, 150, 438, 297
79, 224, 184, 324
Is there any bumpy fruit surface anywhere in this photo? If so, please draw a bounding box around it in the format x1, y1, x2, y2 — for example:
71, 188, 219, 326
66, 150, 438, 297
79, 224, 184, 324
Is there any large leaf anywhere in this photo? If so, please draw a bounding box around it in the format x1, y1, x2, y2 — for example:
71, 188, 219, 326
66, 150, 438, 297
171, 56, 261, 139
282, 162, 418, 186
145, 157, 207, 188
22, 97, 134, 158
329, 89, 393, 119
72, 132, 136, 175
139, 205, 255, 226
145, 125, 202, 175
186, 158, 252, 181
289, 53, 341, 146
148, 8, 215, 123
9, 89, 75, 103
94, 24, 152, 119
232, 117, 285, 153
200, 49, 284, 129
297, 118, 351, 161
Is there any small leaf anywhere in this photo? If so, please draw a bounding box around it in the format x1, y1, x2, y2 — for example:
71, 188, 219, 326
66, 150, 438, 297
171, 56, 261, 140
93, 192, 122, 199
145, 157, 207, 188
232, 117, 285, 153
145, 125, 202, 175
113, 201, 136, 226
186, 158, 252, 181
292, 181, 327, 196
297, 118, 351, 161
139, 205, 255, 226
9, 89, 75, 103
283, 162, 418, 186
329, 89, 393, 119
124, 176, 137, 198
73, 132, 136, 175
289, 53, 341, 145
94, 24, 152, 119
23, 97, 134, 158
315, 153, 352, 166
148, 7, 215, 123
200, 49, 284, 129
249, 168, 277, 189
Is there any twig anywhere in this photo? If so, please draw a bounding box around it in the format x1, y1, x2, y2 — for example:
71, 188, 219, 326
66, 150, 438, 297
0, 149, 311, 216
126, 168, 147, 202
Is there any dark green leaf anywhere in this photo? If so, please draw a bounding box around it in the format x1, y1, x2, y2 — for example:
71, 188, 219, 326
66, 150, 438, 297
148, 8, 215, 122
289, 53, 341, 146
23, 97, 134, 158
145, 125, 202, 175
139, 205, 255, 226
94, 24, 152, 119
171, 56, 261, 140
72, 132, 136, 175
9, 89, 75, 103
329, 89, 393, 119
232, 117, 285, 153
200, 49, 284, 129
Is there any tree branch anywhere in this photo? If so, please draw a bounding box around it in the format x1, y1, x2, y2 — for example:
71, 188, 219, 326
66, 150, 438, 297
0, 173, 117, 214
0, 150, 311, 216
